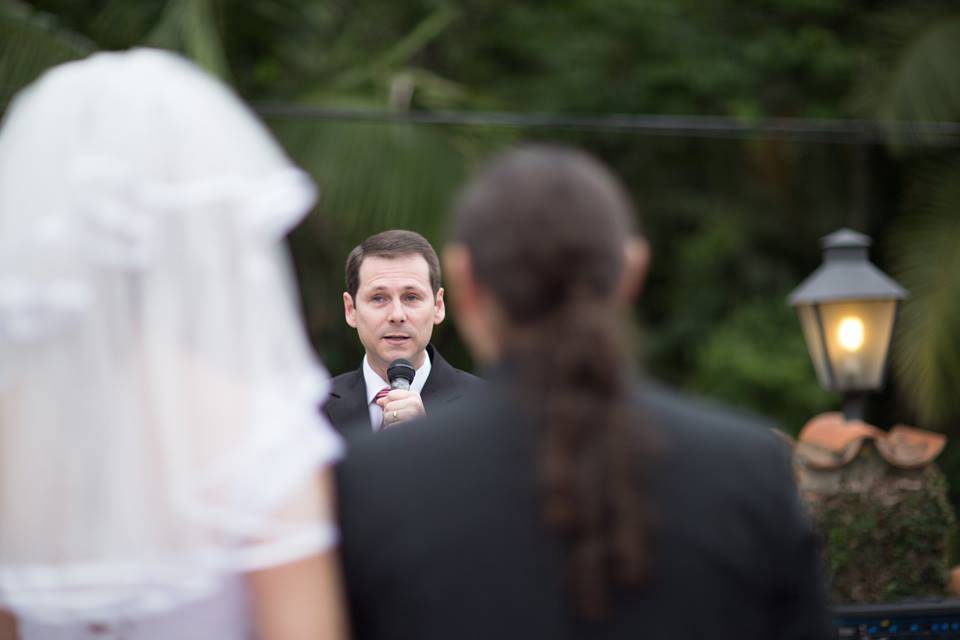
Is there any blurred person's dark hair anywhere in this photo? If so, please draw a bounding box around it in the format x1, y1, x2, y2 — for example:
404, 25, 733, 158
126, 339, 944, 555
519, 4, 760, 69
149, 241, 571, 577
345, 229, 441, 300
450, 145, 649, 618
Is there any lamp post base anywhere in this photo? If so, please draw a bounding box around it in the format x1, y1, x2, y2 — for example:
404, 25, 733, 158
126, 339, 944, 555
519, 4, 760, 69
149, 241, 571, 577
842, 393, 868, 423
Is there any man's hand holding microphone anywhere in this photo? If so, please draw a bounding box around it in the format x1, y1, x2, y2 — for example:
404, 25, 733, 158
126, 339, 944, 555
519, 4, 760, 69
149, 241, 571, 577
377, 358, 425, 429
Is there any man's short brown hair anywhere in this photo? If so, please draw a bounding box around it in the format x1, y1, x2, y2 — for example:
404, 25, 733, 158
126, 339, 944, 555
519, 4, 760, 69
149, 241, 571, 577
345, 229, 442, 300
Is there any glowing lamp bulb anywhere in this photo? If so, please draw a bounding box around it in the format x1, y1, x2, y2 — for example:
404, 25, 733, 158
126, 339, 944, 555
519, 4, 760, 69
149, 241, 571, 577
837, 316, 865, 352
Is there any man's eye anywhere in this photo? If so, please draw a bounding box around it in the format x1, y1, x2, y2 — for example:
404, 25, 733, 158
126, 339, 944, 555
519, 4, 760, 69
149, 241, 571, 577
371, 295, 386, 303
404, 294, 421, 302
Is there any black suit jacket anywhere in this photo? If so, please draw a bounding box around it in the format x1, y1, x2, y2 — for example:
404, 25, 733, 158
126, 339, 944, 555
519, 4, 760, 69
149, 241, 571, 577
323, 344, 483, 437
336, 374, 829, 640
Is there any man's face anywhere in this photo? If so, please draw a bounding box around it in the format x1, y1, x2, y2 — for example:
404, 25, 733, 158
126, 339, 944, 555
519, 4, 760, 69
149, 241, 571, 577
343, 253, 445, 377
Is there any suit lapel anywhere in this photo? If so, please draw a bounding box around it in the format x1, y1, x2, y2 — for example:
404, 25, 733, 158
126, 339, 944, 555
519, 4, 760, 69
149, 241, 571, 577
420, 345, 465, 409
325, 368, 371, 436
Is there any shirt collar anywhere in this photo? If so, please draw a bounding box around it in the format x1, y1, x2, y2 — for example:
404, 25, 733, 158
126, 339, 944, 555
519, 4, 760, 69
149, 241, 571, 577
362, 351, 432, 404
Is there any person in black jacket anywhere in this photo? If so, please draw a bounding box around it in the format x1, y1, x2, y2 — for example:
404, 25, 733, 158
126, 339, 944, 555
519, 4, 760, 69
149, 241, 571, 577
336, 146, 829, 639
324, 229, 482, 437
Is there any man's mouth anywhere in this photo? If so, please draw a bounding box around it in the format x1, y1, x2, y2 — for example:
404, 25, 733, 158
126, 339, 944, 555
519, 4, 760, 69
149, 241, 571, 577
383, 334, 410, 344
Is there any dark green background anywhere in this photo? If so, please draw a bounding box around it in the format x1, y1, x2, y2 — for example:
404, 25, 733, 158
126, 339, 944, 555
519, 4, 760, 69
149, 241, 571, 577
3, 0, 959, 492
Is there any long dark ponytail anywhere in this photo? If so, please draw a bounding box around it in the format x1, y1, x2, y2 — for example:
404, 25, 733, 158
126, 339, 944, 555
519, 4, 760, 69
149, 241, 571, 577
451, 146, 650, 618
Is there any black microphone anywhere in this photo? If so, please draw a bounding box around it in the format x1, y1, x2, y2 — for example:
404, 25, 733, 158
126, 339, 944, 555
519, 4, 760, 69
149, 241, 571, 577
387, 358, 416, 391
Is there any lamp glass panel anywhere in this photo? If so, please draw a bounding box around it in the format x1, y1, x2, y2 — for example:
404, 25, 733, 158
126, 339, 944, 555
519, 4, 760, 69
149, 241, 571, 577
796, 304, 831, 389
816, 299, 897, 391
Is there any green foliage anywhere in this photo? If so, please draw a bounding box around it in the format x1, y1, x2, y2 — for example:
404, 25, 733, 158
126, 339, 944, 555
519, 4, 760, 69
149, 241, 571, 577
804, 446, 956, 602
3, 0, 960, 472
425, 0, 869, 118
639, 176, 844, 389
690, 298, 837, 434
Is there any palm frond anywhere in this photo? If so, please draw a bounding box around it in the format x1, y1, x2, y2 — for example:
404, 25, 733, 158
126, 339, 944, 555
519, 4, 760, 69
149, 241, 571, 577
144, 0, 231, 80
86, 0, 166, 49
369, 5, 460, 75
875, 16, 960, 145
324, 5, 461, 98
890, 161, 960, 426
284, 120, 470, 245
0, 4, 94, 112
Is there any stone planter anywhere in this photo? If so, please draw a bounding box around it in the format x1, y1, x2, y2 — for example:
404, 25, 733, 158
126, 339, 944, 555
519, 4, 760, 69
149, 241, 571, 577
792, 413, 953, 603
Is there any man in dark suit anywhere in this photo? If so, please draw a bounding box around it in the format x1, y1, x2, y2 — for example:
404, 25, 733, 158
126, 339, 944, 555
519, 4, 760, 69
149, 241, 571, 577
336, 147, 828, 639
337, 382, 827, 639
324, 229, 482, 437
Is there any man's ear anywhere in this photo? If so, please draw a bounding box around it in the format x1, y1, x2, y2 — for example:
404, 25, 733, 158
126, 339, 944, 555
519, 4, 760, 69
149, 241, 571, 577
343, 291, 358, 328
617, 237, 651, 304
442, 243, 502, 364
433, 287, 446, 325
442, 244, 476, 316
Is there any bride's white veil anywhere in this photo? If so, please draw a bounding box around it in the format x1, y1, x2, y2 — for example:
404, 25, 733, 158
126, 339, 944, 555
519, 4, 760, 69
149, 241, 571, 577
0, 49, 342, 622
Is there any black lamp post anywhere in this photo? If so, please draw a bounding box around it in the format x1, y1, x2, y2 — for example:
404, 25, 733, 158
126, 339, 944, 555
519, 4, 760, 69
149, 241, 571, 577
788, 229, 907, 422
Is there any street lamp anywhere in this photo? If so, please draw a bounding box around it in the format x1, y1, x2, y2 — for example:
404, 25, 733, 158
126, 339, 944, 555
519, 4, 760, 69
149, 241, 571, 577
788, 228, 907, 422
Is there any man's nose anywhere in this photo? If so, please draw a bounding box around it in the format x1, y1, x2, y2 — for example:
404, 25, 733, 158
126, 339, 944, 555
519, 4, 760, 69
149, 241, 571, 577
388, 298, 406, 322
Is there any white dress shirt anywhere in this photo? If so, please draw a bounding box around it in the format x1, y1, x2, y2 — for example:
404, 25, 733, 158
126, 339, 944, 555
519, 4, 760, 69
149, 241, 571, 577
363, 354, 431, 431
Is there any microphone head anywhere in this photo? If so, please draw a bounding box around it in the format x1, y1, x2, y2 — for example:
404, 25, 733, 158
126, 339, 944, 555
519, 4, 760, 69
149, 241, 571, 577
387, 358, 416, 386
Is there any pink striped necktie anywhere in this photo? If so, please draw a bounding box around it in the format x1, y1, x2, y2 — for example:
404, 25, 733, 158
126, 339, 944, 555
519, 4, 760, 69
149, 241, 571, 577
373, 387, 390, 430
